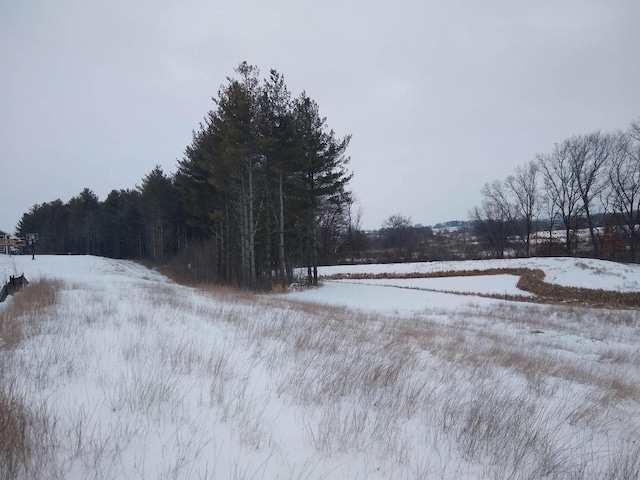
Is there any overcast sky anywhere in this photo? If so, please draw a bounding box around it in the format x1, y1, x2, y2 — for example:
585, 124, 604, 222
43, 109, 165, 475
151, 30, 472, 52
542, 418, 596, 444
1, 1, 638, 233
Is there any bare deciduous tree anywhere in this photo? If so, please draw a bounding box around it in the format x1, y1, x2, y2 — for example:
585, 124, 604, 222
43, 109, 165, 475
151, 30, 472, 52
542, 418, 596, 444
381, 213, 415, 258
506, 160, 540, 257
470, 181, 515, 259
539, 143, 583, 255
568, 132, 611, 257
609, 122, 640, 262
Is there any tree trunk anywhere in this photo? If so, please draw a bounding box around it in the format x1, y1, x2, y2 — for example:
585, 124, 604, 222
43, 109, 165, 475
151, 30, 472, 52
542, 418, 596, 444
241, 189, 250, 287
278, 173, 287, 283
265, 214, 272, 284
305, 235, 312, 285
312, 224, 318, 286
630, 209, 640, 263
225, 202, 231, 282
583, 204, 601, 258
564, 221, 572, 255
248, 158, 256, 289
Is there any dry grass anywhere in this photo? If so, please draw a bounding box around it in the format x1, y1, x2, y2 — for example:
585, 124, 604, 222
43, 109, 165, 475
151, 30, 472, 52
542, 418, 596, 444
0, 278, 63, 479
0, 387, 32, 479
257, 294, 640, 478
271, 282, 289, 294
1, 269, 639, 479
201, 284, 257, 303
516, 269, 640, 308
110, 278, 640, 476
0, 279, 62, 349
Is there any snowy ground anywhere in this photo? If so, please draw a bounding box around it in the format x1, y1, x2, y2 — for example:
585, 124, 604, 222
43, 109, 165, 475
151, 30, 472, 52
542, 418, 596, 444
314, 257, 640, 292
332, 274, 533, 297
288, 258, 640, 314
1, 255, 639, 479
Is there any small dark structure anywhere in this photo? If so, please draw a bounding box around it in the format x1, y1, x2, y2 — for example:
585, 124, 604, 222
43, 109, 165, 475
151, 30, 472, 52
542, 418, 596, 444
0, 274, 29, 303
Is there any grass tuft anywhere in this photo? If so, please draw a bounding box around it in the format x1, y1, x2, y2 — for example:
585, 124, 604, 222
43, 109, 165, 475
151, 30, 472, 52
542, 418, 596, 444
270, 282, 289, 294
0, 279, 63, 349
1, 264, 638, 479
0, 388, 32, 479
0, 278, 63, 479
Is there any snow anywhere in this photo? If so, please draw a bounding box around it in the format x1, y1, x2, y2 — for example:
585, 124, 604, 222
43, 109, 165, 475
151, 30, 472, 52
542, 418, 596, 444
315, 257, 640, 292
334, 274, 533, 297
0, 254, 170, 285
1, 254, 639, 479
286, 257, 638, 315
286, 280, 508, 316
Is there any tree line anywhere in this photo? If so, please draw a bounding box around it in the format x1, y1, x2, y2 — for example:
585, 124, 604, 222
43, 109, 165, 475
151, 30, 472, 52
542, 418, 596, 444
470, 119, 640, 262
15, 66, 639, 273
16, 173, 187, 263
16, 63, 358, 288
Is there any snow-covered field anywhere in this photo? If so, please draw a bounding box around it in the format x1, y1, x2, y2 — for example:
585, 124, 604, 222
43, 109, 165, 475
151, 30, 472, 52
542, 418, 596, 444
1, 255, 639, 479
333, 274, 533, 297
314, 257, 640, 292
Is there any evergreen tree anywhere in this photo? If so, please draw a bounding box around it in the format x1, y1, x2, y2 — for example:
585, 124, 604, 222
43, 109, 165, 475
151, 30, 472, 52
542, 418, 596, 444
13, 62, 355, 288
67, 188, 102, 255
258, 69, 296, 283
291, 93, 352, 285
139, 166, 180, 262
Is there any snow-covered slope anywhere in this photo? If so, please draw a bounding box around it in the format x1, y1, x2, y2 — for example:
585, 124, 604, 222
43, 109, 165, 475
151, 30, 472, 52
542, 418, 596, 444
1, 255, 639, 480
1, 254, 170, 285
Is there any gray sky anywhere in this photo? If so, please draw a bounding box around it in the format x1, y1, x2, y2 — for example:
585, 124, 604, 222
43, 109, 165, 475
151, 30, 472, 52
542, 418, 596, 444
1, 0, 639, 233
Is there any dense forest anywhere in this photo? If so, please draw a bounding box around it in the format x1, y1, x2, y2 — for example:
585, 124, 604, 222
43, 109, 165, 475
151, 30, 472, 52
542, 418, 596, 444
15, 63, 358, 288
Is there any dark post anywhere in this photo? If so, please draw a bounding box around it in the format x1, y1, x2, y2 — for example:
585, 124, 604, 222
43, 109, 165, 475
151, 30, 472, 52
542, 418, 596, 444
27, 233, 37, 260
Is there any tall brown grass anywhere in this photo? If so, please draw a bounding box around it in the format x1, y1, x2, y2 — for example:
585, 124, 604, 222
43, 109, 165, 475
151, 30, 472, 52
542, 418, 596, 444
0, 279, 62, 479
2, 269, 638, 479
0, 386, 32, 479
1, 279, 62, 349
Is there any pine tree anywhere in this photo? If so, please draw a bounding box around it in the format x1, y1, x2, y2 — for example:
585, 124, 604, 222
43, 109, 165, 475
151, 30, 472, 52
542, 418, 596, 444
292, 93, 353, 285
175, 63, 354, 289
139, 166, 179, 262
259, 69, 296, 284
